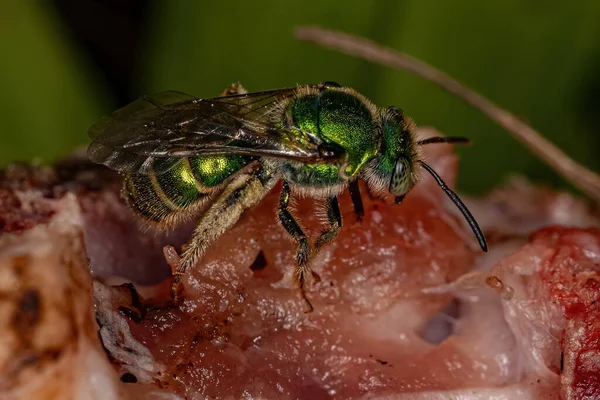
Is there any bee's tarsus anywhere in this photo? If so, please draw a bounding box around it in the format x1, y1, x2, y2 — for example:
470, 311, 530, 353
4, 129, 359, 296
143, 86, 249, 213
295, 265, 316, 313
296, 239, 312, 265
164, 245, 187, 300
348, 180, 365, 222
171, 277, 184, 304
279, 183, 343, 310
314, 196, 342, 250
279, 181, 326, 310
301, 292, 314, 314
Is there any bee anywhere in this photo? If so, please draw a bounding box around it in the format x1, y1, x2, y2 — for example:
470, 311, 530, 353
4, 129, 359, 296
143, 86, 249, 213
88, 81, 487, 312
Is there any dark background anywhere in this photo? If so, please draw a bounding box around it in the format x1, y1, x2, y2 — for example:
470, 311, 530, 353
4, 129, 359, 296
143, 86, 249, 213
2, 1, 599, 194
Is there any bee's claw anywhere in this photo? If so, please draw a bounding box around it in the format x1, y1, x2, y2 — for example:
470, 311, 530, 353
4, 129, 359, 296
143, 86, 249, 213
303, 301, 314, 313
300, 289, 314, 313
310, 270, 322, 283
294, 267, 315, 313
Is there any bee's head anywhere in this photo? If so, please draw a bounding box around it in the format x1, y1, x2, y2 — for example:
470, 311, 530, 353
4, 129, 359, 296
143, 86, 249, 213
363, 106, 419, 201
362, 107, 488, 252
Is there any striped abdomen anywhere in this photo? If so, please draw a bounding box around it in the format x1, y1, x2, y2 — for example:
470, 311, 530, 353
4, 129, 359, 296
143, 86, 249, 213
123, 155, 252, 225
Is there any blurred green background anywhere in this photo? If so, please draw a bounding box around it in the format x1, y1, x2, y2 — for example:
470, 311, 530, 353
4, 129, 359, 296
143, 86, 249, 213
1, 1, 599, 195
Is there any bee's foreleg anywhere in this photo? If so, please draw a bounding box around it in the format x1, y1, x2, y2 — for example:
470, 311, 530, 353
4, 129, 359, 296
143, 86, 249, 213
348, 180, 364, 222
314, 195, 342, 252
171, 166, 276, 301
277, 181, 317, 312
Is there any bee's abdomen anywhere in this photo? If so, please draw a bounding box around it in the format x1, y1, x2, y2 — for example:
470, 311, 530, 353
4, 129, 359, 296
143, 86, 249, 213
123, 155, 251, 224
123, 173, 175, 223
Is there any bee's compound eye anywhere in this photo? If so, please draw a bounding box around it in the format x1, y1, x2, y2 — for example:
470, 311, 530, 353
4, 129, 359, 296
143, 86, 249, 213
389, 158, 410, 196
395, 159, 405, 174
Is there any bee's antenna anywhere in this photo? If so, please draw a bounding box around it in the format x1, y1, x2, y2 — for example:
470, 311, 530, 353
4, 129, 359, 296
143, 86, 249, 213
418, 161, 488, 252
418, 136, 471, 146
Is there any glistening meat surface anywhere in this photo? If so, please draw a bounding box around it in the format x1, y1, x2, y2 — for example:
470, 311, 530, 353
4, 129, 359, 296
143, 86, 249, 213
0, 132, 598, 399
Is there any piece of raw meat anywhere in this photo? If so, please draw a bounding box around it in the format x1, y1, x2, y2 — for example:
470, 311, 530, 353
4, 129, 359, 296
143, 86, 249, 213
0, 129, 598, 399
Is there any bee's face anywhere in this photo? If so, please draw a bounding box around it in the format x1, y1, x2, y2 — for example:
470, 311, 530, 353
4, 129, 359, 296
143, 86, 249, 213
363, 106, 419, 198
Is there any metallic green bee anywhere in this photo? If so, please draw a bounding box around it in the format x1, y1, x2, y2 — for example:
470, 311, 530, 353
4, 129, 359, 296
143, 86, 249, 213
88, 81, 487, 311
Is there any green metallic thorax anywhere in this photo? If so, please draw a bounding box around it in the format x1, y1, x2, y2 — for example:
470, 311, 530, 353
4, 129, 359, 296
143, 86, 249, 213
124, 154, 251, 223
279, 87, 378, 189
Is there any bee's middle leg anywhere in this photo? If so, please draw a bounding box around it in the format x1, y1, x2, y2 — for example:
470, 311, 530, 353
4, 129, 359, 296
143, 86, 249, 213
277, 181, 319, 312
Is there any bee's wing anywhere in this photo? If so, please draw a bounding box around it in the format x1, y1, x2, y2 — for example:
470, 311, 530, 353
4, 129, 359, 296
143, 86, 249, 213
88, 87, 340, 174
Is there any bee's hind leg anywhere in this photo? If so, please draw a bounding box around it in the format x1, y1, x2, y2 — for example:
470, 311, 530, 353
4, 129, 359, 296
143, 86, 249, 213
314, 195, 342, 252
278, 181, 321, 312
170, 166, 277, 302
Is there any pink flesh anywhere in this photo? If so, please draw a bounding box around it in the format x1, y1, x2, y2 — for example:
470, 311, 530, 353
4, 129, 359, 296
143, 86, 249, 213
0, 132, 599, 399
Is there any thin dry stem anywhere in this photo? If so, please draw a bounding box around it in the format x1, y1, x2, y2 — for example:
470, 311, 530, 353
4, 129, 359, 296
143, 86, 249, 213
295, 26, 600, 203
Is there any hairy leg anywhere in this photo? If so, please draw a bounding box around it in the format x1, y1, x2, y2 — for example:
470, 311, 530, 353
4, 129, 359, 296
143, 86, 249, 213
170, 166, 277, 300
277, 182, 343, 312
278, 181, 320, 312
315, 195, 342, 250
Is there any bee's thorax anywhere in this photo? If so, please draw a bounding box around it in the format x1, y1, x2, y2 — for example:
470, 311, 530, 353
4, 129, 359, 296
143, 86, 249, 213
273, 86, 380, 195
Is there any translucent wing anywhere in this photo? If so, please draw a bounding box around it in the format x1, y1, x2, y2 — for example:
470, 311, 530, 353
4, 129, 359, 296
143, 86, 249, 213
88, 86, 342, 174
